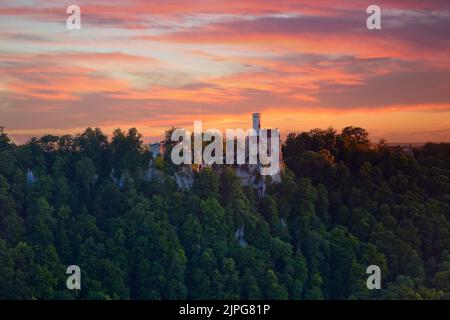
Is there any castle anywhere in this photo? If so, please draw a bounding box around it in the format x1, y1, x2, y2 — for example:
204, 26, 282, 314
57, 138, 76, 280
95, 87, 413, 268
147, 113, 283, 196
150, 113, 282, 163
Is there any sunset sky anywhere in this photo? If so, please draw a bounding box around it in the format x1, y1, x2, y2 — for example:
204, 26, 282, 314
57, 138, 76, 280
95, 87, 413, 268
1, 0, 449, 143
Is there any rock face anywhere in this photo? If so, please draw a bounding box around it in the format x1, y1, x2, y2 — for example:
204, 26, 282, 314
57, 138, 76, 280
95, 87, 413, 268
144, 161, 167, 183
144, 161, 194, 190
234, 164, 284, 197
118, 175, 126, 188
143, 160, 283, 197
174, 165, 194, 190
234, 226, 247, 247
110, 169, 133, 188
235, 164, 259, 186
27, 168, 37, 186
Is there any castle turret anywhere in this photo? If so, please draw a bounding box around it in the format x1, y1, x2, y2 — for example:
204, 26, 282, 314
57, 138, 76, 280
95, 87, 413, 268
252, 113, 261, 131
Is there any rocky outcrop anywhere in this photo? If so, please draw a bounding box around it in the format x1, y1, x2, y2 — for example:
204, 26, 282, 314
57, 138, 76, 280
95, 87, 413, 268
27, 168, 37, 186
174, 165, 194, 190
234, 226, 247, 247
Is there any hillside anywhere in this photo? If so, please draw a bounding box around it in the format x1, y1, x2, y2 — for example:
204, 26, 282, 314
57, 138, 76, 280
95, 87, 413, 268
0, 126, 449, 299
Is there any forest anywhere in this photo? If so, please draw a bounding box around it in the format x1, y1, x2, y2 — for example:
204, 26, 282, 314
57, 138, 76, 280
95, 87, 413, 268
0, 125, 449, 299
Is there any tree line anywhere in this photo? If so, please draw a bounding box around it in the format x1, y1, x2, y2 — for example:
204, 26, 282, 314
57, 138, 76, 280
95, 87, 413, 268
0, 125, 449, 299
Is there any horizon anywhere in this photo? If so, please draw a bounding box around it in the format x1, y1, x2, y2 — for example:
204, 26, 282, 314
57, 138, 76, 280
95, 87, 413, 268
2, 122, 448, 146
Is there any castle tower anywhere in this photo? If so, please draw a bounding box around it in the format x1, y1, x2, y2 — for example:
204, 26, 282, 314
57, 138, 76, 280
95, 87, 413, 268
252, 113, 261, 131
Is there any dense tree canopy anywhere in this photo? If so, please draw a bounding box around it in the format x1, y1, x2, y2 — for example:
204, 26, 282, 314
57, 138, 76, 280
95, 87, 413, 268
0, 126, 449, 299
